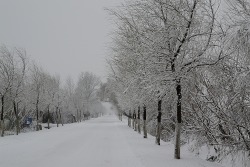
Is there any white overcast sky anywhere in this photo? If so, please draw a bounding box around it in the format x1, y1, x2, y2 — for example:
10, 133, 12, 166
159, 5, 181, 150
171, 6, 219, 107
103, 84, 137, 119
0, 0, 228, 84
0, 0, 123, 83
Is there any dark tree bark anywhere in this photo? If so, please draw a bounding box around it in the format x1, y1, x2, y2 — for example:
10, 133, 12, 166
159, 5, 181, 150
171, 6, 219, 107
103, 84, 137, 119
79, 110, 82, 122
35, 93, 40, 131
13, 101, 20, 135
1, 96, 4, 137
56, 107, 59, 127
174, 79, 182, 159
76, 109, 79, 123
47, 106, 50, 129
137, 106, 141, 134
156, 99, 162, 145
133, 111, 136, 130
134, 111, 137, 131
128, 111, 132, 127
143, 105, 147, 138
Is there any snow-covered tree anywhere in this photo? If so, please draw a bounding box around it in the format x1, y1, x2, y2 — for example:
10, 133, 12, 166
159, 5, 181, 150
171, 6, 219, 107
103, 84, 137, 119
75, 72, 100, 120
107, 0, 224, 158
0, 46, 15, 137
9, 48, 27, 135
29, 64, 48, 130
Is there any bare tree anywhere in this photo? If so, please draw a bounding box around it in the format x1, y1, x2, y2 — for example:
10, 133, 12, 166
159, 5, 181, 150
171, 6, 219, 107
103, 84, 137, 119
0, 46, 15, 137
10, 48, 27, 135
75, 72, 100, 119
42, 73, 60, 129
30, 63, 46, 131
108, 0, 222, 159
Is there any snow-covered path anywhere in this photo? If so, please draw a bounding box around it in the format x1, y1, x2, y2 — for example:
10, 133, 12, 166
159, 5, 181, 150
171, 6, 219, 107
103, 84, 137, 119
0, 115, 224, 167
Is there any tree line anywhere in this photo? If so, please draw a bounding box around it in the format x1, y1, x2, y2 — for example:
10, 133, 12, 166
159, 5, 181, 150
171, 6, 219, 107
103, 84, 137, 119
106, 0, 250, 161
0, 45, 103, 137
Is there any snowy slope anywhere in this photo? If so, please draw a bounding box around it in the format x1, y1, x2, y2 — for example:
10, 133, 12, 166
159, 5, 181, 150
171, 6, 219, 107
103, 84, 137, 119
0, 114, 225, 167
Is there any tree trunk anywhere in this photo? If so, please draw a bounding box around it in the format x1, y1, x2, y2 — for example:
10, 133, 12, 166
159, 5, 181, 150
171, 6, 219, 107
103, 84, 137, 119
79, 110, 82, 122
128, 111, 132, 127
56, 107, 59, 127
36, 95, 40, 131
156, 99, 162, 145
0, 120, 4, 137
137, 106, 141, 134
128, 113, 130, 126
174, 79, 182, 159
59, 109, 63, 126
47, 106, 50, 129
1, 96, 5, 137
13, 101, 20, 135
16, 118, 20, 135
76, 109, 79, 123
143, 105, 147, 138
120, 113, 122, 121
134, 112, 137, 132
133, 112, 135, 129
132, 112, 134, 129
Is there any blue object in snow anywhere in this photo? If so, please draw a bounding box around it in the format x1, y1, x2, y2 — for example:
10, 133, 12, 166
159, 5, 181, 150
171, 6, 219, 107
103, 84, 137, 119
25, 117, 32, 125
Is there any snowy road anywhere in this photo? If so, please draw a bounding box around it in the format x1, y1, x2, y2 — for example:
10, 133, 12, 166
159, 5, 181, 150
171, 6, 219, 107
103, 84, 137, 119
0, 115, 224, 167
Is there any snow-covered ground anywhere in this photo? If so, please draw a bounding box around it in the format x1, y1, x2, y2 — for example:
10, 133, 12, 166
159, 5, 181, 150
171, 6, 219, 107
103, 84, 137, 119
0, 104, 225, 167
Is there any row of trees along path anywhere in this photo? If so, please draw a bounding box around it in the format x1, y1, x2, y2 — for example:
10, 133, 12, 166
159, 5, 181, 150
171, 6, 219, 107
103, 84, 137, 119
106, 0, 250, 161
